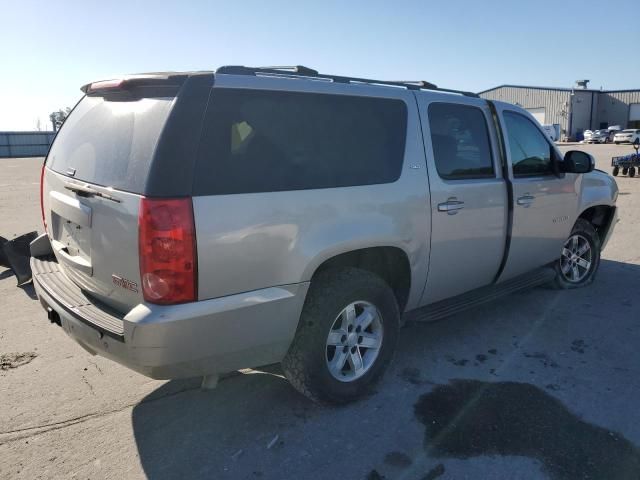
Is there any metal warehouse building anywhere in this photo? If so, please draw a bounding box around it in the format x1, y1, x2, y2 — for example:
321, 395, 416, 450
479, 80, 640, 141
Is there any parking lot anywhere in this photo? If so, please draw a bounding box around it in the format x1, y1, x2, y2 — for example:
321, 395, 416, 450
1, 144, 639, 480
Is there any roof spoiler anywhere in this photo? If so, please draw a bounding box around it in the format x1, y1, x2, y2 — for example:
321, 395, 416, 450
80, 73, 189, 95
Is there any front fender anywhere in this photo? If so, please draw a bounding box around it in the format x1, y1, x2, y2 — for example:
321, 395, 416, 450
577, 170, 618, 214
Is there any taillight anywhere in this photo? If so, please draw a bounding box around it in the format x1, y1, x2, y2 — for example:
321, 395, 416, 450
40, 164, 47, 233
139, 198, 197, 304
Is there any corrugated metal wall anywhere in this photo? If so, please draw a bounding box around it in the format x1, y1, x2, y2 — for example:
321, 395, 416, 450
481, 86, 640, 137
0, 132, 55, 158
480, 87, 571, 136
596, 91, 640, 128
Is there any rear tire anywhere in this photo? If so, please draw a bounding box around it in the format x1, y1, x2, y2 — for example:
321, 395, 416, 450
630, 167, 636, 178
612, 166, 619, 176
550, 218, 601, 289
282, 267, 400, 404
623, 167, 629, 176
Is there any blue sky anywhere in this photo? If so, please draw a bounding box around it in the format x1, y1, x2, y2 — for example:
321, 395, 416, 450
1, 0, 638, 130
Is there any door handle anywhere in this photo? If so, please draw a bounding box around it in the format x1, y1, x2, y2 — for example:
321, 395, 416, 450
516, 194, 535, 207
437, 199, 465, 215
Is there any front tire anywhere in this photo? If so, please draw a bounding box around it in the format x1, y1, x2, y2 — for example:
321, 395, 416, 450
282, 268, 400, 404
612, 166, 619, 176
551, 219, 601, 289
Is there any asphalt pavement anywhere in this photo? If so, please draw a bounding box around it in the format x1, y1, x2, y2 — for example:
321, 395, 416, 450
1, 144, 639, 480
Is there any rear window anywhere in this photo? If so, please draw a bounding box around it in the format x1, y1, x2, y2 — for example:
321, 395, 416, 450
47, 95, 174, 193
193, 88, 407, 195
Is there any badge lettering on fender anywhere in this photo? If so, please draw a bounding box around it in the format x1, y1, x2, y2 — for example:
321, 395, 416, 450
552, 215, 569, 224
112, 274, 139, 293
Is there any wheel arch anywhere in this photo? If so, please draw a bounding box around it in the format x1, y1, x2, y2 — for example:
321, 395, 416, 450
306, 246, 412, 313
577, 205, 616, 246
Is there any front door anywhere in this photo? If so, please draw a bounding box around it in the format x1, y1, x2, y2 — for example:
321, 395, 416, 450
497, 108, 578, 281
418, 99, 508, 305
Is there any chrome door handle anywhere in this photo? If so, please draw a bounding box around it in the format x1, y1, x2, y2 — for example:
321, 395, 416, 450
437, 199, 465, 215
516, 194, 535, 207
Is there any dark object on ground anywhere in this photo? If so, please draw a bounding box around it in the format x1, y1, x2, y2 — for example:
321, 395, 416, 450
1, 231, 38, 285
1, 352, 38, 370
422, 463, 445, 480
0, 236, 8, 268
414, 379, 640, 480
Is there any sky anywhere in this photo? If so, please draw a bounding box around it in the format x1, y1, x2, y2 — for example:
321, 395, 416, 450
1, 0, 638, 131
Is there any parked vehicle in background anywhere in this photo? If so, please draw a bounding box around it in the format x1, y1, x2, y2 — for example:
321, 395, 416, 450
30, 66, 619, 404
607, 125, 622, 142
583, 129, 594, 143
585, 129, 610, 144
613, 129, 640, 145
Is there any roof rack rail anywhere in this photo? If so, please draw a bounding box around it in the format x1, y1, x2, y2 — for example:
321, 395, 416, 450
396, 80, 439, 89
258, 65, 319, 75
215, 65, 479, 98
397, 80, 479, 97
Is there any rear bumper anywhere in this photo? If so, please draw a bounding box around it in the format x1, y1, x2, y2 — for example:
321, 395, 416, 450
32, 257, 309, 379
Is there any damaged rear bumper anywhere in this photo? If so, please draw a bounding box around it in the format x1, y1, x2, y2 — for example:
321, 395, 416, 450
32, 256, 309, 379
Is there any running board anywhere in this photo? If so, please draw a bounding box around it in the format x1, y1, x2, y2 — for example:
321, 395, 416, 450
404, 266, 556, 323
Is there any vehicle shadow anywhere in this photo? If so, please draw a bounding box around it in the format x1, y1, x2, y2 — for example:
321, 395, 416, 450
0, 269, 38, 299
130, 258, 640, 480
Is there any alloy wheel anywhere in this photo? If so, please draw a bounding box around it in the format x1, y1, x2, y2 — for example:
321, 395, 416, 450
325, 301, 383, 382
560, 234, 592, 283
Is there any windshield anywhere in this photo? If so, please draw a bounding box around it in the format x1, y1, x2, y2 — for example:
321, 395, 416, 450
47, 95, 174, 193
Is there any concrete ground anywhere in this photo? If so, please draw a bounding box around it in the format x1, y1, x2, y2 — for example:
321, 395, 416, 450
1, 144, 639, 480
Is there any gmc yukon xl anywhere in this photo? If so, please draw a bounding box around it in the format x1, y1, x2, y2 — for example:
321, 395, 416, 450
30, 66, 618, 403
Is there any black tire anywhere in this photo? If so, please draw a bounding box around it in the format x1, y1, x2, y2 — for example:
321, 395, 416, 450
630, 167, 636, 178
550, 218, 601, 289
622, 167, 629, 176
282, 267, 400, 404
612, 166, 619, 176
615, 142, 620, 145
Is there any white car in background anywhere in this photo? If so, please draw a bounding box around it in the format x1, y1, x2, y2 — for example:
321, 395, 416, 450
585, 129, 610, 143
613, 129, 640, 145
583, 130, 594, 142
606, 125, 622, 142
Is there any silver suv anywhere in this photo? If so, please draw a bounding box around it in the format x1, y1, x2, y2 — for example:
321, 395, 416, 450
31, 66, 618, 404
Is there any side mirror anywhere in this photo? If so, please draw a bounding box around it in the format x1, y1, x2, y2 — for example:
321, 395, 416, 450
562, 150, 595, 174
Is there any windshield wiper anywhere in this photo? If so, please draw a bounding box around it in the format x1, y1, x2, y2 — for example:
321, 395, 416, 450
64, 184, 121, 203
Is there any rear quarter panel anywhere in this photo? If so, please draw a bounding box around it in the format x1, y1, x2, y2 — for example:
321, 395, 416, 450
193, 76, 430, 311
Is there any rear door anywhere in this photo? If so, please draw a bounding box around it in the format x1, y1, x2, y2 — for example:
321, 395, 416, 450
495, 107, 578, 281
417, 96, 508, 305
43, 85, 178, 313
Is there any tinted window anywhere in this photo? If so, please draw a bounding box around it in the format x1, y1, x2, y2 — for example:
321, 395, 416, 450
503, 111, 554, 176
193, 89, 407, 195
427, 103, 494, 180
47, 96, 174, 193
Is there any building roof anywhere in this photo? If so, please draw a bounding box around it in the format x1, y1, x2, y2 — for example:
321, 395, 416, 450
478, 84, 597, 94
478, 84, 640, 95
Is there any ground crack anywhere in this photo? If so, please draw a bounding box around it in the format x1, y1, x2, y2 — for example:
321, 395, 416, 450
0, 383, 200, 445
